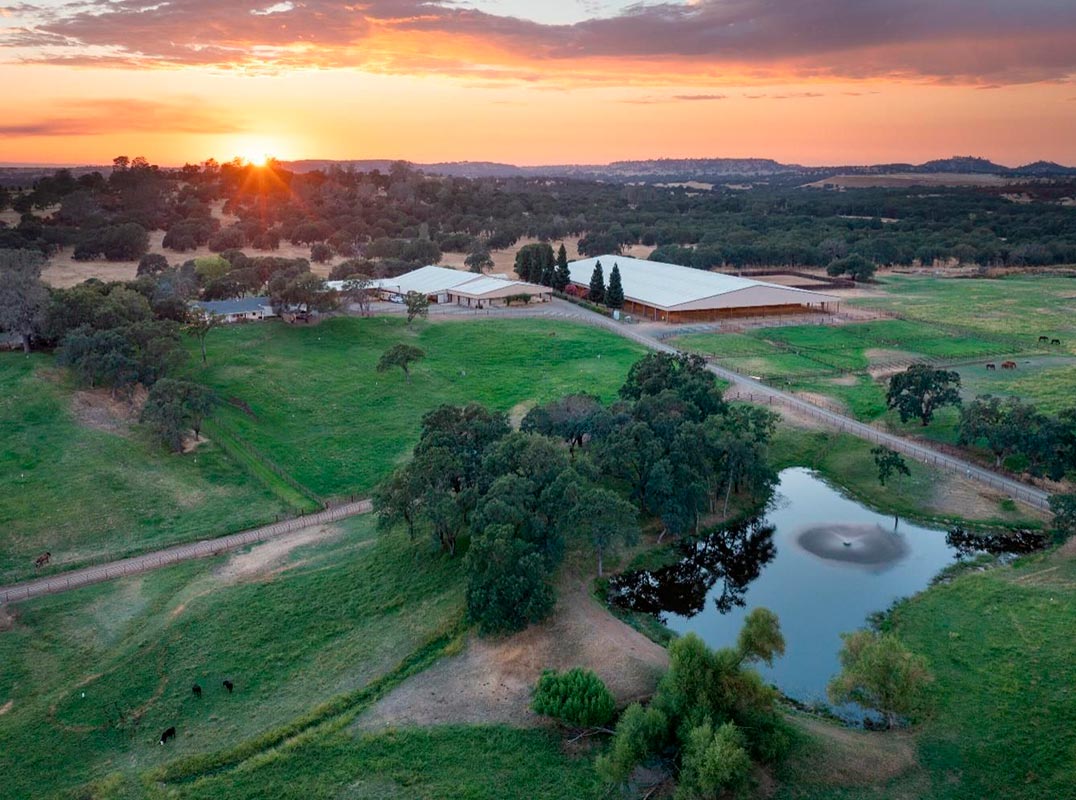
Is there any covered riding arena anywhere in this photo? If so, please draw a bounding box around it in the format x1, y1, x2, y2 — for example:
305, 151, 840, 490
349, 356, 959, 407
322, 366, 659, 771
567, 255, 840, 323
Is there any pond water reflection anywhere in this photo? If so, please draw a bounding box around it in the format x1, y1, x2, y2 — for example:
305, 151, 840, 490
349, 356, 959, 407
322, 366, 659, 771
609, 467, 969, 720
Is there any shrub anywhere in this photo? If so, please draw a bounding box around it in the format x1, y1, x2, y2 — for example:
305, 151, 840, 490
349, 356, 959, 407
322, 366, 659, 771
676, 721, 752, 800
532, 668, 616, 728
464, 526, 554, 635
137, 253, 169, 276
595, 703, 668, 784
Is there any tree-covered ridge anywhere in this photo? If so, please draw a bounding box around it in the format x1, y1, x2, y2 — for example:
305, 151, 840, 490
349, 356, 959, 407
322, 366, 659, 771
4, 157, 1076, 272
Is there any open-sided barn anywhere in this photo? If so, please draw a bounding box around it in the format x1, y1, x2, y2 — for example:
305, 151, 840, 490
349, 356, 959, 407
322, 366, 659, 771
567, 255, 841, 322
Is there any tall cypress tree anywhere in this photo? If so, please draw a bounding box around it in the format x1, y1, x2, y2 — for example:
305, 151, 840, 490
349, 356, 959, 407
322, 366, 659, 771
541, 258, 556, 287
588, 260, 605, 303
514, 247, 534, 282
606, 263, 624, 309
552, 243, 570, 291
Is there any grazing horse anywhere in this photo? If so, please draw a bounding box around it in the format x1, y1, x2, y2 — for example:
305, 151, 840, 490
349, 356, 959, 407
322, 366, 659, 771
985, 363, 996, 371
34, 552, 51, 568
192, 684, 202, 697
1038, 335, 1049, 343
222, 680, 234, 693
1001, 361, 1017, 370
159, 727, 176, 745
1052, 339, 1061, 346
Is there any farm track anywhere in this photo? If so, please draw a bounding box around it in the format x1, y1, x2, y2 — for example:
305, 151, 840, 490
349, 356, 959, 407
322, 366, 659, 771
516, 301, 1052, 512
0, 500, 371, 603
1, 302, 1054, 604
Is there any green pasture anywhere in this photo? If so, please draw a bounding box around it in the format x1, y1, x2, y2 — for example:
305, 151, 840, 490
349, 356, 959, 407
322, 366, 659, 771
162, 726, 604, 800
852, 274, 1076, 348
0, 515, 467, 799
190, 317, 645, 499
888, 555, 1076, 800
0, 355, 290, 584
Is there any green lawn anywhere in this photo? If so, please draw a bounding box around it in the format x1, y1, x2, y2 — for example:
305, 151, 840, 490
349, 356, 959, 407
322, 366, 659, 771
0, 355, 291, 584
0, 516, 468, 799
190, 317, 645, 499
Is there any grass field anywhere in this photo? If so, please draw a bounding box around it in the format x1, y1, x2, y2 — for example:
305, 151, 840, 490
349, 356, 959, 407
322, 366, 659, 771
164, 725, 604, 800
853, 274, 1076, 348
191, 317, 646, 499
674, 318, 1012, 379
891, 552, 1076, 800
675, 287, 1076, 426
0, 355, 291, 584
0, 516, 470, 799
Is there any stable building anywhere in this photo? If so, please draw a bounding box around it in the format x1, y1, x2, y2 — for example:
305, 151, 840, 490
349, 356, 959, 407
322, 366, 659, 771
331, 265, 551, 308
446, 276, 552, 308
567, 255, 840, 323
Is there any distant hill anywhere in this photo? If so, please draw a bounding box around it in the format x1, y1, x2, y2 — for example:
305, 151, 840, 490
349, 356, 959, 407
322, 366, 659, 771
280, 155, 1076, 182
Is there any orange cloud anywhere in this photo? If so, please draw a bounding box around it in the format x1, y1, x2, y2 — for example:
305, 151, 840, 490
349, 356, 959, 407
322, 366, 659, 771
0, 98, 246, 137
1, 0, 1073, 86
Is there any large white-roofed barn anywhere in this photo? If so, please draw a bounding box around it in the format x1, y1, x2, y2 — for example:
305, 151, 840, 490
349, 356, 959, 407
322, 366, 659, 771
567, 255, 841, 323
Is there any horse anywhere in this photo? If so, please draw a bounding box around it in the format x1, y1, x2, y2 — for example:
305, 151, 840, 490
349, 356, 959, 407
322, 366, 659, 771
159, 727, 176, 745
34, 552, 51, 569
223, 680, 234, 693
1052, 339, 1061, 346
985, 363, 996, 371
1038, 335, 1049, 343
1001, 361, 1017, 370
192, 684, 202, 698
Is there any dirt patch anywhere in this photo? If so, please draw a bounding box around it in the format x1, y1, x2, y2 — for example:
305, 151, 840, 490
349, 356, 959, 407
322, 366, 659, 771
786, 715, 918, 787
0, 699, 13, 716
355, 576, 668, 730
70, 386, 147, 434
829, 375, 858, 386
803, 173, 1011, 189
927, 472, 1047, 523
181, 434, 209, 454
214, 524, 344, 584
508, 401, 533, 430
0, 605, 16, 632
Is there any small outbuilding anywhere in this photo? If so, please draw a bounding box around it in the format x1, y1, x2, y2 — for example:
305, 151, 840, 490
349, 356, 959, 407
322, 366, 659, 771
567, 255, 841, 322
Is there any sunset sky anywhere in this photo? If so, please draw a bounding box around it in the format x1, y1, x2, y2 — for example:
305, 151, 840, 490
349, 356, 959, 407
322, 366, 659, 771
2, 1, 1076, 166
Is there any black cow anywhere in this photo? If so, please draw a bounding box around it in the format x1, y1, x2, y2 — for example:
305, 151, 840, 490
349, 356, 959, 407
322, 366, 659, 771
1052, 339, 1062, 346
192, 684, 202, 697
159, 726, 176, 745
223, 680, 234, 693
1039, 335, 1049, 343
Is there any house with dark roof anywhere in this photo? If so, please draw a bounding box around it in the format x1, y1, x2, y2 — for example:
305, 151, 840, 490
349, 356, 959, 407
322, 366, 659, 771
190, 296, 277, 323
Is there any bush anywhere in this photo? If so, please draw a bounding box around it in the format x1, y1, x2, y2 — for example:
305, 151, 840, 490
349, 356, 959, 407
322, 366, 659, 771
531, 668, 616, 728
676, 721, 752, 800
137, 253, 169, 276
464, 526, 555, 635
595, 703, 668, 784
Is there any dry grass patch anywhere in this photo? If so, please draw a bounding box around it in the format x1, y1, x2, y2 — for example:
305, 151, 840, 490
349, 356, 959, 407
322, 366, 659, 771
355, 574, 668, 730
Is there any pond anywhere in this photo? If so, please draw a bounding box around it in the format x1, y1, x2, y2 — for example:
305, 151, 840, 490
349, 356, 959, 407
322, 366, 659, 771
608, 467, 1039, 722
